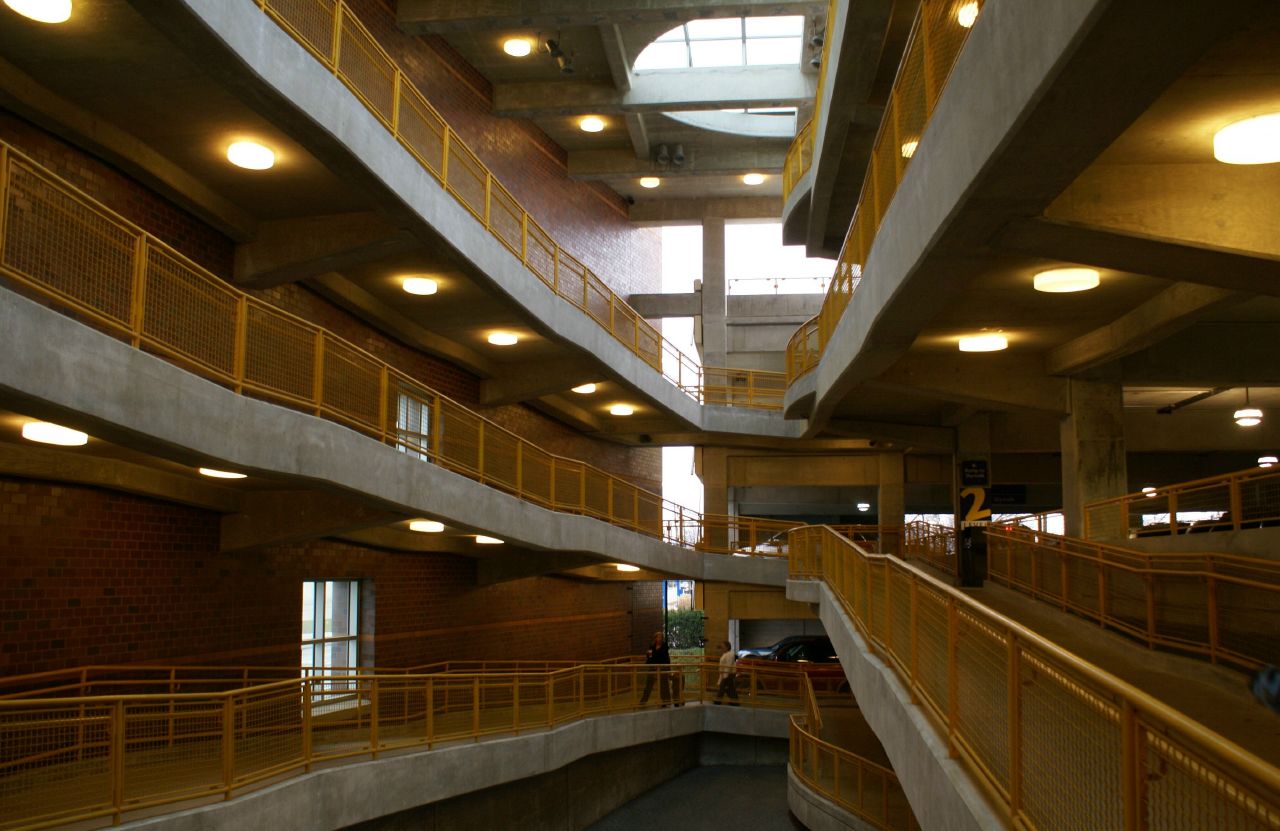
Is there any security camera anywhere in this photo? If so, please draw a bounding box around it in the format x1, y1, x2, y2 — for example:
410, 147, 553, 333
557, 54, 574, 74
544, 38, 564, 58
810, 33, 824, 47
810, 54, 821, 68
655, 144, 670, 165
672, 144, 685, 166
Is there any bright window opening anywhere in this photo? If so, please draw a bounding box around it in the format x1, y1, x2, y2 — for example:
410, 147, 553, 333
635, 16, 804, 71
302, 580, 360, 694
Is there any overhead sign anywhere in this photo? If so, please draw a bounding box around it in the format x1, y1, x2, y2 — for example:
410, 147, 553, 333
961, 460, 989, 486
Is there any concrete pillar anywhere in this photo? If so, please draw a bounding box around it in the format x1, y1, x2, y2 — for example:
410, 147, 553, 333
700, 217, 727, 368
1060, 373, 1127, 538
954, 413, 992, 525
877, 451, 904, 553
697, 447, 730, 550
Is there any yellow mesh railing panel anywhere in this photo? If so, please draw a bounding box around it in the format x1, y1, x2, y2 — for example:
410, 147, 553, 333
445, 139, 487, 222
141, 245, 239, 380
263, 0, 336, 64
1084, 466, 1280, 541
242, 300, 318, 406
319, 335, 383, 434
395, 83, 447, 180
335, 6, 397, 127
487, 180, 523, 257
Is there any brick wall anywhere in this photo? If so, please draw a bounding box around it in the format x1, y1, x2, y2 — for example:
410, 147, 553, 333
0, 479, 663, 676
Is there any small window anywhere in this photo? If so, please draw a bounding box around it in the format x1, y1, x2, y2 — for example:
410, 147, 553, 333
302, 580, 360, 691
396, 393, 430, 460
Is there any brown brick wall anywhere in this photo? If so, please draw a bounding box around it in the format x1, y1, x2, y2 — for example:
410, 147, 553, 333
0, 479, 663, 677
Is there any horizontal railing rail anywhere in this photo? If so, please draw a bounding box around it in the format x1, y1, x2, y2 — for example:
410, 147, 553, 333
1084, 465, 1280, 542
901, 520, 956, 575
780, 0, 835, 202
0, 659, 831, 831
0, 139, 785, 556
785, 0, 985, 383
787, 525, 1280, 830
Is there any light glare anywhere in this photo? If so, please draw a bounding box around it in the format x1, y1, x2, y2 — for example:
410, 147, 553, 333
639, 177, 661, 188
900, 139, 919, 158
579, 116, 606, 133
1213, 114, 1280, 165
742, 173, 765, 185
4, 0, 72, 23
402, 277, 438, 296
409, 520, 445, 533
609, 404, 635, 416
958, 333, 1007, 352
226, 140, 275, 170
956, 1, 979, 28
503, 38, 532, 57
475, 535, 504, 545
21, 422, 87, 446
198, 468, 247, 479
488, 332, 519, 346
571, 383, 598, 394
615, 564, 640, 572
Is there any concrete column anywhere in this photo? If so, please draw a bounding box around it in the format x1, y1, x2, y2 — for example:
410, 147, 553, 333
877, 451, 904, 553
700, 217, 727, 368
1060, 373, 1127, 538
954, 413, 992, 525
697, 447, 730, 551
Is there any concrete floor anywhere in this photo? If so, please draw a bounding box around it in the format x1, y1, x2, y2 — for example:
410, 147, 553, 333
583, 765, 803, 830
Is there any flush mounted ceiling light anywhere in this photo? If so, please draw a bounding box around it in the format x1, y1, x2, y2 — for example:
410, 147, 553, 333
409, 520, 445, 533
475, 535, 504, 545
609, 404, 635, 416
958, 333, 1007, 352
21, 421, 87, 446
1034, 267, 1100, 293
1141, 486, 1157, 498
742, 173, 765, 185
1213, 114, 1280, 165
1235, 407, 1263, 427
402, 277, 438, 296
487, 332, 519, 346
857, 502, 871, 512
900, 139, 919, 158
615, 564, 640, 572
1259, 456, 1278, 468
956, 1, 980, 28
639, 177, 661, 189
571, 383, 598, 394
4, 0, 72, 22
198, 468, 247, 479
503, 38, 532, 57
579, 116, 606, 133
226, 140, 276, 170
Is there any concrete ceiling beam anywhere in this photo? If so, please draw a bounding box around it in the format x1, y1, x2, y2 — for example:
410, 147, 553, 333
220, 489, 406, 553
398, 0, 824, 32
870, 355, 1069, 415
477, 551, 608, 585
821, 419, 954, 452
627, 292, 700, 318
628, 196, 782, 224
479, 357, 601, 406
233, 212, 419, 289
568, 146, 788, 179
1120, 323, 1280, 386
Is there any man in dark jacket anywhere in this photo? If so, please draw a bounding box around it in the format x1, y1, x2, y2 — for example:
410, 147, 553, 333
639, 630, 672, 706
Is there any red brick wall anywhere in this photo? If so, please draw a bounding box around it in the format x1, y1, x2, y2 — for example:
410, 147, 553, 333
0, 479, 662, 677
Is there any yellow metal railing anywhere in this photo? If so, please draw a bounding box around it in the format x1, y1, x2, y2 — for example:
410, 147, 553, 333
1084, 465, 1280, 542
0, 658, 825, 831
901, 520, 956, 575
245, 0, 784, 406
780, 0, 836, 201
787, 525, 1280, 830
986, 524, 1280, 672
696, 366, 788, 411
0, 140, 789, 555
789, 677, 919, 830
786, 0, 985, 383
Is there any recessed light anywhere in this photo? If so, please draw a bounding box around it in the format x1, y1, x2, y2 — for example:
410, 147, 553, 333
1213, 114, 1280, 165
1234, 407, 1263, 427
503, 38, 532, 57
198, 468, 247, 479
1034, 267, 1099, 293
572, 383, 598, 395
742, 173, 765, 185
579, 116, 606, 133
4, 0, 71, 23
958, 333, 1007, 352
956, 1, 979, 28
1260, 456, 1278, 468
226, 140, 275, 170
488, 332, 519, 346
609, 404, 635, 416
615, 564, 640, 572
475, 535, 504, 545
639, 177, 660, 189
857, 502, 871, 512
900, 139, 918, 158
402, 277, 438, 295
409, 520, 444, 533
21, 422, 87, 446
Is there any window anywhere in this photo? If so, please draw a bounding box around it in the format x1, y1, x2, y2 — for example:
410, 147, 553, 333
396, 393, 430, 460
634, 16, 804, 71
302, 580, 360, 689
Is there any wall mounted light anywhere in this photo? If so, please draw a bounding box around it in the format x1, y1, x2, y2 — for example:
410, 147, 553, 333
1213, 114, 1280, 165
199, 468, 247, 479
401, 277, 438, 295
475, 535, 505, 545
409, 520, 444, 533
1033, 267, 1099, 293
503, 38, 532, 57
4, 0, 72, 23
21, 421, 87, 446
487, 332, 519, 346
958, 333, 1007, 352
571, 383, 598, 394
226, 140, 275, 170
609, 404, 635, 416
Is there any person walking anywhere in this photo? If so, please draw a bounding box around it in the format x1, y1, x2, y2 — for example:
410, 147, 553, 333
714, 641, 739, 705
639, 630, 672, 706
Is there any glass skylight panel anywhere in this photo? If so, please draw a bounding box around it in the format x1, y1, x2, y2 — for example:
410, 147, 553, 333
746, 37, 801, 66
634, 41, 689, 70
686, 18, 742, 39
745, 16, 804, 37
656, 25, 686, 41
690, 39, 743, 67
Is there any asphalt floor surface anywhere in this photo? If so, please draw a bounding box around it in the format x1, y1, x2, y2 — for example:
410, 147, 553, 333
584, 765, 803, 830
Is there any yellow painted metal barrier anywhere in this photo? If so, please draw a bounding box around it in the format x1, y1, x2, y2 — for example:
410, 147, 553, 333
787, 525, 1280, 830
785, 0, 985, 383
0, 659, 824, 831
780, 0, 836, 201
901, 520, 956, 575
0, 140, 788, 555
986, 524, 1280, 672
243, 0, 785, 406
1084, 465, 1280, 542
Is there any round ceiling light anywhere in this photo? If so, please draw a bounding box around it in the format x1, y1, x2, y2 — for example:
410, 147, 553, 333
958, 333, 1007, 352
1259, 456, 1278, 468
579, 116, 606, 133
4, 0, 71, 23
503, 38, 532, 57
1213, 114, 1280, 165
409, 520, 445, 533
956, 1, 980, 28
487, 332, 519, 346
639, 177, 661, 189
742, 173, 765, 185
402, 277, 438, 295
226, 140, 276, 170
475, 535, 504, 545
1033, 267, 1100, 293
1234, 407, 1263, 427
1141, 486, 1158, 498
857, 502, 871, 512
571, 383, 598, 394
198, 468, 247, 479
21, 421, 88, 446
609, 404, 635, 416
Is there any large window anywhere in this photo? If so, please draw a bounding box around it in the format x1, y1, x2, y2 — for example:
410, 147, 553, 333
301, 580, 360, 683
634, 16, 804, 71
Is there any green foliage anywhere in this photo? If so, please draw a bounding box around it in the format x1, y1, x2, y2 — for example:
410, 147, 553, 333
665, 608, 704, 650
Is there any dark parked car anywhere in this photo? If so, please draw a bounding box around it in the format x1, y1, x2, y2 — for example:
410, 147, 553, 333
736, 634, 826, 661
735, 635, 847, 694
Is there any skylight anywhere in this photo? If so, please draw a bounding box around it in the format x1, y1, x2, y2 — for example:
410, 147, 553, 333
635, 16, 804, 71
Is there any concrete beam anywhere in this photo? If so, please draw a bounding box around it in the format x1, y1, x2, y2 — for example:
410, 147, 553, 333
233, 212, 419, 288
220, 490, 406, 552
599, 23, 633, 93
997, 217, 1280, 297
624, 113, 651, 159
398, 0, 824, 32
1046, 283, 1243, 376
569, 146, 789, 180
871, 355, 1068, 415
479, 357, 601, 406
629, 196, 782, 224
493, 67, 814, 117
822, 419, 955, 452
628, 292, 700, 318
1120, 323, 1280, 386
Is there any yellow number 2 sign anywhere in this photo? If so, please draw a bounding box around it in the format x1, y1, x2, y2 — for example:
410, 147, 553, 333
960, 486, 992, 523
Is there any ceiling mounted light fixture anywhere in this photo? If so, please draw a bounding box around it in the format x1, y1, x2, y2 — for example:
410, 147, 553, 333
401, 277, 438, 295
503, 38, 532, 57
571, 383, 598, 394
1034, 267, 1100, 293
4, 0, 72, 23
1213, 113, 1280, 165
198, 468, 247, 479
956, 1, 980, 28
226, 140, 276, 170
609, 404, 635, 416
958, 332, 1007, 352
409, 520, 445, 533
1142, 486, 1158, 498
579, 116, 606, 133
487, 332, 519, 346
21, 421, 88, 446
1259, 456, 1278, 468
1234, 387, 1263, 427
857, 502, 871, 512
639, 177, 661, 189
615, 564, 640, 572
475, 535, 504, 545
742, 173, 765, 185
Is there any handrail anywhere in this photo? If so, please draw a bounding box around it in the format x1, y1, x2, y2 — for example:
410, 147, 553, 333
780, 0, 836, 202
0, 659, 822, 831
901, 520, 956, 575
239, 0, 785, 407
0, 139, 791, 555
785, 0, 985, 383
787, 525, 1280, 829
1083, 465, 1280, 541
